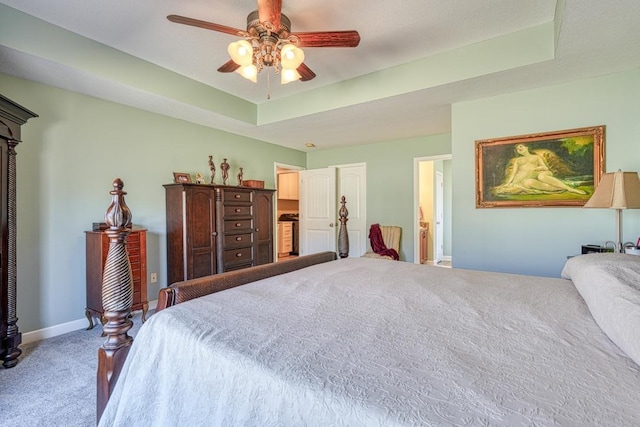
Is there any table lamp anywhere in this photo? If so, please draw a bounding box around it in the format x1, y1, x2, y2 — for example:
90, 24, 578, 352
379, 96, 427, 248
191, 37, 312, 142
584, 170, 640, 253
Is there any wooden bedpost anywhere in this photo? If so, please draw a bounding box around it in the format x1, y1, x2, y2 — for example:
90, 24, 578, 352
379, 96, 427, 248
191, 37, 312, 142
96, 178, 134, 423
338, 196, 349, 258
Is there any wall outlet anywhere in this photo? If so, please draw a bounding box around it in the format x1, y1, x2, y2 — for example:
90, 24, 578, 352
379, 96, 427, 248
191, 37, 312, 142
150, 272, 157, 283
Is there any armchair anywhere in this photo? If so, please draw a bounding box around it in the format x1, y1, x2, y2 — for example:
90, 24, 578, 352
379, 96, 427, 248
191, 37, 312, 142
362, 224, 401, 260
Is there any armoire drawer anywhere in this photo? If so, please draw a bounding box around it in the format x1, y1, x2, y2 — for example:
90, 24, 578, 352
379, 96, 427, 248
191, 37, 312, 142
223, 233, 253, 248
223, 190, 251, 203
223, 205, 252, 218
225, 219, 253, 231
223, 247, 253, 264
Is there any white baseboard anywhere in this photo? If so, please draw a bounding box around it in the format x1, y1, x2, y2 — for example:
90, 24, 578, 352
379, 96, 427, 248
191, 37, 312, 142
442, 255, 452, 262
22, 300, 158, 345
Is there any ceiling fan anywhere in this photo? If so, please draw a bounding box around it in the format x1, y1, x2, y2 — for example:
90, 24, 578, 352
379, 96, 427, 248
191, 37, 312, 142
167, 0, 360, 84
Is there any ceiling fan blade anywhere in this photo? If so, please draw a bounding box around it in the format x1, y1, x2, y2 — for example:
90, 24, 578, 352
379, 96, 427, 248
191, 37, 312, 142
297, 63, 316, 81
294, 31, 361, 48
167, 14, 244, 37
257, 0, 282, 29
217, 60, 241, 73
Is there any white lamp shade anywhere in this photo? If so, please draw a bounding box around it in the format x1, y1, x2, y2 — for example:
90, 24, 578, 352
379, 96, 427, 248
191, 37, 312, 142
236, 64, 257, 82
584, 170, 640, 209
583, 170, 640, 253
228, 40, 253, 66
280, 44, 304, 69
280, 68, 301, 84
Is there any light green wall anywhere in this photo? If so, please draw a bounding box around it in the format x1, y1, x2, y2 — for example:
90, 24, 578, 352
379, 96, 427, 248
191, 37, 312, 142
1, 73, 305, 333
452, 69, 640, 277
5, 68, 640, 333
307, 134, 452, 261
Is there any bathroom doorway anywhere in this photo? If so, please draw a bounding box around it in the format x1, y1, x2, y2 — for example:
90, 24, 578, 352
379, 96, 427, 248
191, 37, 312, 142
414, 155, 452, 266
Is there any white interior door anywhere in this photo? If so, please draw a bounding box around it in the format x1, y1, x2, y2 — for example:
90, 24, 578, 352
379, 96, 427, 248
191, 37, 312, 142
337, 164, 367, 257
299, 168, 337, 255
434, 171, 444, 263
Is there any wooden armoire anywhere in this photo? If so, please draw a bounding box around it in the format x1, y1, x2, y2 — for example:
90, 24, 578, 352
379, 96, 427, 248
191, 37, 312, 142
164, 183, 275, 284
0, 95, 38, 368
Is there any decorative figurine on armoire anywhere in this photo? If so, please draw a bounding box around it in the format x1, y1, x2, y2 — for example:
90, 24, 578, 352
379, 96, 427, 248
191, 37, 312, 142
221, 158, 230, 185
237, 167, 244, 186
208, 155, 216, 184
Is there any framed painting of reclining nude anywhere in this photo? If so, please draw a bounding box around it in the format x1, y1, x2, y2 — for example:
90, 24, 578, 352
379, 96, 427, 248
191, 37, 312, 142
475, 125, 605, 208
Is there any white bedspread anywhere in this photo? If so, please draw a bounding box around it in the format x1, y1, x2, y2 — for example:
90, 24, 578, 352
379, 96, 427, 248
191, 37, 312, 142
100, 257, 640, 426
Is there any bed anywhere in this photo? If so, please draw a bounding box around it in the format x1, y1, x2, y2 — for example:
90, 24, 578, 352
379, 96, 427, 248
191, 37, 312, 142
98, 252, 640, 426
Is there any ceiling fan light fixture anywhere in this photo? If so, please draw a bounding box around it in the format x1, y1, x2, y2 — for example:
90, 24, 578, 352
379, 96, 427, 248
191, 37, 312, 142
168, 3, 360, 86
280, 43, 304, 69
228, 40, 254, 66
236, 64, 258, 82
281, 68, 301, 84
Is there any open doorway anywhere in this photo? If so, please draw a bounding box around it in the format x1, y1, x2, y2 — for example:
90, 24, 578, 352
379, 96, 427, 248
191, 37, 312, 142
413, 155, 452, 266
274, 163, 304, 261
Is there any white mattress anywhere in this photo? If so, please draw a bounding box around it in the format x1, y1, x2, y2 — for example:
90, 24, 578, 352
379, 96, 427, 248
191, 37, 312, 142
100, 257, 640, 426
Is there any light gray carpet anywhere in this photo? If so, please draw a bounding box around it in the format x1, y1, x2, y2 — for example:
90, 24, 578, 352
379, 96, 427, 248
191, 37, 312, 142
0, 311, 148, 427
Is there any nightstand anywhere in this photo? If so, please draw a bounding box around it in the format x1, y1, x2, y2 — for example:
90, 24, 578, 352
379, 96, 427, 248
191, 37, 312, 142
85, 227, 148, 329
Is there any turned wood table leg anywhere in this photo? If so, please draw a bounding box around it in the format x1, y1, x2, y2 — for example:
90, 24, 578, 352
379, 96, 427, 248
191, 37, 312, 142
85, 309, 94, 330
141, 302, 149, 323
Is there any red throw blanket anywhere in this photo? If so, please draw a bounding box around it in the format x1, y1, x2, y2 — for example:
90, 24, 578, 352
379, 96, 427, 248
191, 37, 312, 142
369, 224, 399, 260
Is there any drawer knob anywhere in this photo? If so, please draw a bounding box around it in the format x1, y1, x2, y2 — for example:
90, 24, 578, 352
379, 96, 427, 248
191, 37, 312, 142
235, 222, 242, 227
235, 208, 241, 213
236, 252, 242, 257
235, 236, 242, 241
255, 228, 259, 232
234, 194, 241, 199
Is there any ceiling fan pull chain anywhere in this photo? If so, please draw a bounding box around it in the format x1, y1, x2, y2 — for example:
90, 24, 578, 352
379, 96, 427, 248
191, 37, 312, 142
267, 71, 271, 100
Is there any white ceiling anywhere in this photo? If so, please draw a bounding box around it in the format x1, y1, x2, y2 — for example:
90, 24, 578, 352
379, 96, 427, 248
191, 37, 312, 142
1, 0, 640, 151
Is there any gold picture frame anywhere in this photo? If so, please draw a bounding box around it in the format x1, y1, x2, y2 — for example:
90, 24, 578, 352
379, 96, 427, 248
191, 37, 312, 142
173, 172, 192, 183
475, 125, 605, 208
